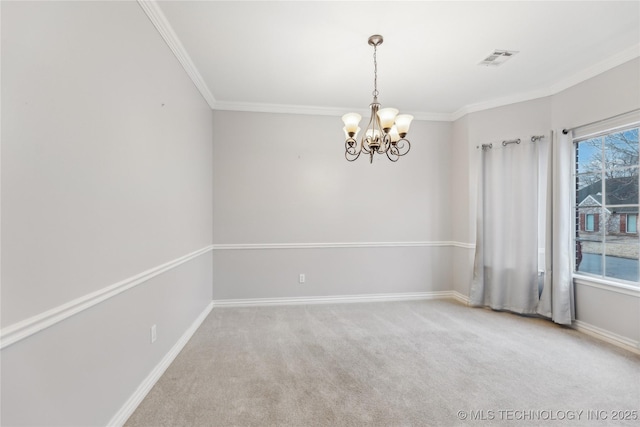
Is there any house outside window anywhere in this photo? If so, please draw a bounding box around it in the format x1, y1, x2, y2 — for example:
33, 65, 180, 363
574, 125, 639, 284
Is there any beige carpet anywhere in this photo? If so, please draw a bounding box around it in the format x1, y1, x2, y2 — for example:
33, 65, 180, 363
125, 299, 640, 426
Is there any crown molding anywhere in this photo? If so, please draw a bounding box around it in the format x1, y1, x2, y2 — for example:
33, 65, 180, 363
451, 43, 640, 121
212, 101, 452, 122
212, 101, 362, 118
450, 88, 552, 121
140, 0, 639, 123
137, 0, 216, 109
548, 43, 640, 96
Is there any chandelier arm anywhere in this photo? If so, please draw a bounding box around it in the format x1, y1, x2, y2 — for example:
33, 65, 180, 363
376, 133, 392, 154
365, 108, 378, 132
362, 136, 372, 153
394, 138, 411, 156
386, 145, 400, 162
345, 138, 362, 161
345, 138, 360, 154
361, 107, 380, 154
346, 150, 361, 161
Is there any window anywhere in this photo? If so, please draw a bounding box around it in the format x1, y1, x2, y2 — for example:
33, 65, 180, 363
627, 214, 637, 234
586, 213, 595, 231
574, 125, 639, 284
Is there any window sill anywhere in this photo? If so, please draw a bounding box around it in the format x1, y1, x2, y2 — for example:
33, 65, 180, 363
573, 274, 640, 297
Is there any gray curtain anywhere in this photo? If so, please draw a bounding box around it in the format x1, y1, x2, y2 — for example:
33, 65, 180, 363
537, 130, 575, 325
471, 138, 543, 314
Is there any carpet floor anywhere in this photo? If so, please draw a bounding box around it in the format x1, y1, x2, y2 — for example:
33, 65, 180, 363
125, 299, 640, 426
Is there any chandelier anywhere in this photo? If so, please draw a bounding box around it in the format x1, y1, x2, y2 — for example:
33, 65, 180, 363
343, 35, 414, 163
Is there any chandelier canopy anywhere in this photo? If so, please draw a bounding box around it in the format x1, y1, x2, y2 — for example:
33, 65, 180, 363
343, 35, 413, 163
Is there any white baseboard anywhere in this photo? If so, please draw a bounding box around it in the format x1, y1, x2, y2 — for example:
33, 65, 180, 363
451, 291, 471, 305
451, 293, 638, 355
213, 291, 454, 307
108, 301, 214, 427
573, 320, 640, 355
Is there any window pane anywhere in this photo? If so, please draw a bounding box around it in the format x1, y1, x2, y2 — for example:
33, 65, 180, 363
576, 137, 601, 175
576, 173, 602, 207
574, 126, 639, 286
604, 242, 639, 282
604, 174, 638, 207
576, 234, 603, 276
604, 128, 639, 173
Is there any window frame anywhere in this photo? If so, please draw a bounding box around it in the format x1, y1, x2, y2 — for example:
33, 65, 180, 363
572, 123, 640, 289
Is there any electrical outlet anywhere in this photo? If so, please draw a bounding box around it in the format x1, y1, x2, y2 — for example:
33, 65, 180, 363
151, 324, 157, 343
299, 273, 305, 284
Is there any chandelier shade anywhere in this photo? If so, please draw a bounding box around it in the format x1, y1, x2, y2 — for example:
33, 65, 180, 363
342, 113, 362, 137
377, 108, 399, 131
343, 35, 414, 163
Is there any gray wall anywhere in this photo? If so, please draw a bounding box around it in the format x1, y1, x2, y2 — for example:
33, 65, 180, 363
1, 1, 638, 424
552, 58, 640, 344
450, 114, 473, 297
212, 110, 454, 300
451, 59, 640, 345
551, 58, 640, 131
1, 2, 213, 425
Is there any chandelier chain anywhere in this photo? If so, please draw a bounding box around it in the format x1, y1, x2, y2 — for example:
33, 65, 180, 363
372, 44, 379, 98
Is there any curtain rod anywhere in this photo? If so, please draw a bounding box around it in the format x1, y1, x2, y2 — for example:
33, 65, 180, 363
562, 108, 640, 135
477, 135, 545, 150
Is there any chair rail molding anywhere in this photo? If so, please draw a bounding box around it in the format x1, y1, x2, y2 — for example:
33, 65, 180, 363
212, 241, 475, 250
0, 245, 214, 350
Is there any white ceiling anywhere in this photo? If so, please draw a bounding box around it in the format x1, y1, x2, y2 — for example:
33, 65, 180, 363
152, 1, 640, 119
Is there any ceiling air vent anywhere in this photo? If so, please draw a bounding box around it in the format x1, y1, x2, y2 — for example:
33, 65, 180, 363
479, 50, 519, 66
